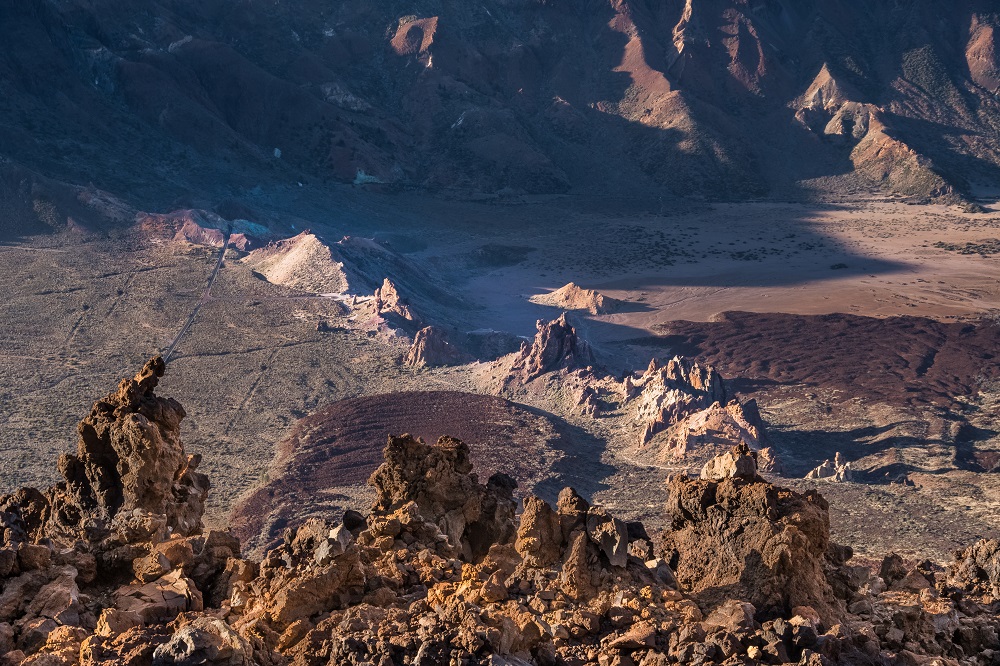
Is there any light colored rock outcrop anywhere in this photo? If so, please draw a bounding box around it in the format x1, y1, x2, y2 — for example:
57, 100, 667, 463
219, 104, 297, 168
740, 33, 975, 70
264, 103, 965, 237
806, 452, 853, 482
373, 277, 417, 323
529, 282, 623, 315
624, 356, 767, 463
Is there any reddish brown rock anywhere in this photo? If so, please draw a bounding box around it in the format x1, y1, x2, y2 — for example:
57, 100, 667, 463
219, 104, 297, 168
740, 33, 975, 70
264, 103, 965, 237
4, 357, 1000, 666
369, 434, 517, 561
373, 277, 417, 323
507, 313, 595, 384
404, 326, 471, 368
661, 445, 840, 621
514, 496, 562, 568
948, 538, 1000, 597
41, 356, 209, 551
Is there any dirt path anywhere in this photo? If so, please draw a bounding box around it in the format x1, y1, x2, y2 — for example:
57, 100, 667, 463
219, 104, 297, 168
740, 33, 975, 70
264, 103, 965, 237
163, 231, 231, 362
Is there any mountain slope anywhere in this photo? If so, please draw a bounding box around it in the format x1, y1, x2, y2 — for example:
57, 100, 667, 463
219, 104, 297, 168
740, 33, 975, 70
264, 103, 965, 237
3, 0, 1000, 210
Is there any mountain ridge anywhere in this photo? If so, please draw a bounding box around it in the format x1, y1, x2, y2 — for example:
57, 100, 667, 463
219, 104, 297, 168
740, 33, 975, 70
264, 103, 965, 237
4, 0, 1000, 218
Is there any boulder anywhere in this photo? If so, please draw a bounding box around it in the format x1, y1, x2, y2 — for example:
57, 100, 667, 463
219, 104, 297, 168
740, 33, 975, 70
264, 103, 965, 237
115, 569, 203, 624
515, 496, 563, 567
153, 617, 253, 665
948, 538, 1000, 596
585, 506, 628, 568
662, 445, 841, 621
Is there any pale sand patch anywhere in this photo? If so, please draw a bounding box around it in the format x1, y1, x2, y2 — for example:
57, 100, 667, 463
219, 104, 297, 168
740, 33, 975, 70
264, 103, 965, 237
459, 200, 1000, 341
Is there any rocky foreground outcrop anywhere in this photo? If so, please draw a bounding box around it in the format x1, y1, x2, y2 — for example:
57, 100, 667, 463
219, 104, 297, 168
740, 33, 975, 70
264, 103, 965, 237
3, 360, 1000, 665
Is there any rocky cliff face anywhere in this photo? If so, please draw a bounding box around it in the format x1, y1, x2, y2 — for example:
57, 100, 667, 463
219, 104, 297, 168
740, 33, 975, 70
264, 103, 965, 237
4, 361, 1000, 665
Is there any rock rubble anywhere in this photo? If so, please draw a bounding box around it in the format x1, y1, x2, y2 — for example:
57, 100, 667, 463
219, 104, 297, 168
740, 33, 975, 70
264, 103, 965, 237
3, 360, 1000, 665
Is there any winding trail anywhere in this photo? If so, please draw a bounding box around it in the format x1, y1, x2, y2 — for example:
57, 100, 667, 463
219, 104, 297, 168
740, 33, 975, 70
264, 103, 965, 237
163, 230, 231, 362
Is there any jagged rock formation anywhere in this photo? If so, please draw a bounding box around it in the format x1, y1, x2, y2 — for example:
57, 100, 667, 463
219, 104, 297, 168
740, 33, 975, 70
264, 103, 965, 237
494, 329, 769, 464
806, 452, 854, 482
368, 434, 517, 561
404, 326, 470, 368
18, 357, 210, 554
628, 357, 727, 443
373, 277, 418, 324
505, 314, 595, 385
626, 357, 767, 463
948, 539, 1000, 597
0, 357, 236, 664
529, 282, 623, 315
6, 363, 1000, 665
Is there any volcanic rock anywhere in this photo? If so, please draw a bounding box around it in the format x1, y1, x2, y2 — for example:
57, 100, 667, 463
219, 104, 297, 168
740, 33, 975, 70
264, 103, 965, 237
514, 497, 563, 568
806, 452, 854, 483
404, 326, 471, 368
630, 357, 727, 443
6, 358, 1000, 665
948, 539, 1000, 597
0, 356, 210, 559
662, 445, 839, 620
153, 616, 253, 665
368, 434, 516, 561
698, 443, 758, 481
506, 314, 594, 384
625, 357, 766, 464
585, 506, 628, 568
373, 277, 418, 324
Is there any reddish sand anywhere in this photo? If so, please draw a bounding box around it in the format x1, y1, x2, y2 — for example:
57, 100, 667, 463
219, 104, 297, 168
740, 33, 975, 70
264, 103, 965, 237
642, 312, 1000, 409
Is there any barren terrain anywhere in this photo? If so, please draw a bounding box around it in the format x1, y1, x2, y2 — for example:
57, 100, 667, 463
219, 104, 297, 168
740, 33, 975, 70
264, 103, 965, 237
3, 193, 1000, 561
